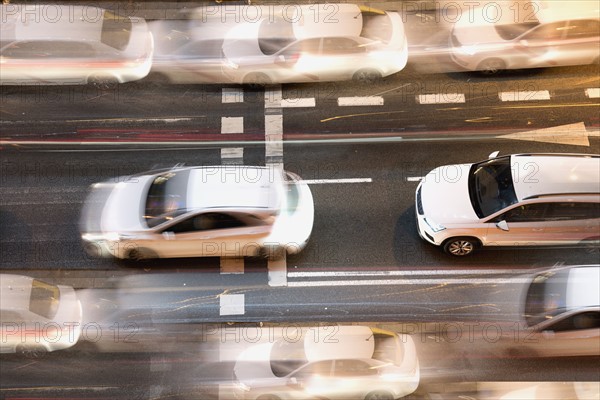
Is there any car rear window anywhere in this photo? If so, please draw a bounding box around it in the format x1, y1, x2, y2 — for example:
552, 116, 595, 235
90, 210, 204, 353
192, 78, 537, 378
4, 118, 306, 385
524, 270, 569, 327
101, 11, 132, 51
495, 21, 540, 40
360, 12, 393, 44
145, 170, 190, 228
29, 279, 60, 320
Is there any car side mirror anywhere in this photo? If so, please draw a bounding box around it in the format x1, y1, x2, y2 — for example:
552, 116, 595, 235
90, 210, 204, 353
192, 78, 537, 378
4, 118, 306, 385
542, 330, 555, 338
287, 377, 299, 387
496, 220, 509, 231
518, 39, 529, 48
488, 151, 500, 159
162, 231, 175, 239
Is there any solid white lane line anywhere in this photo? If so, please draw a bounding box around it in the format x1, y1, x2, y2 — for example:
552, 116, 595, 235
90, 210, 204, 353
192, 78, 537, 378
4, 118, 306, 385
288, 269, 529, 278
288, 278, 531, 287
265, 115, 284, 160
219, 294, 245, 316
585, 88, 600, 98
499, 91, 550, 102
417, 93, 466, 104
221, 117, 244, 134
222, 88, 244, 103
338, 96, 384, 106
406, 176, 424, 182
220, 258, 244, 274
300, 178, 372, 184
281, 98, 316, 108
265, 87, 283, 109
221, 147, 244, 161
268, 254, 287, 287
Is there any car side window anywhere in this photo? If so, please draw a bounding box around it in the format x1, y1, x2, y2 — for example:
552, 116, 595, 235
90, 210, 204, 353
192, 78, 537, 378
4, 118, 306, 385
524, 22, 568, 41
1, 41, 96, 58
545, 202, 600, 221
565, 19, 600, 39
322, 37, 365, 54
293, 360, 333, 379
546, 311, 600, 332
281, 38, 321, 57
500, 203, 548, 222
333, 359, 377, 376
165, 213, 247, 234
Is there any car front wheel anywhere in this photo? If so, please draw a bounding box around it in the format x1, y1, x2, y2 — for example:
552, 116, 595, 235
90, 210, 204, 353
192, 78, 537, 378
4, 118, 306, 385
443, 237, 478, 256
477, 58, 506, 75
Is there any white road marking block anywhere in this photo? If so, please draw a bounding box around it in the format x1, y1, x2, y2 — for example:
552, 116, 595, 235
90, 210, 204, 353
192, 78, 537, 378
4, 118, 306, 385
338, 96, 384, 106
281, 98, 316, 108
585, 88, 600, 98
499, 91, 550, 102
219, 294, 245, 315
265, 114, 284, 159
221, 117, 244, 134
222, 88, 244, 103
287, 278, 531, 287
265, 87, 283, 108
300, 178, 372, 184
417, 93, 466, 104
220, 257, 244, 274
268, 253, 287, 287
406, 177, 424, 182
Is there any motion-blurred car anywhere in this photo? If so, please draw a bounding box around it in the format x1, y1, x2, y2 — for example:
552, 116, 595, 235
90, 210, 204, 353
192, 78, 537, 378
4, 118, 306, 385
0, 4, 153, 85
80, 165, 314, 260
415, 153, 600, 256
449, 0, 600, 74
221, 4, 408, 84
233, 325, 420, 400
0, 274, 82, 357
518, 264, 600, 357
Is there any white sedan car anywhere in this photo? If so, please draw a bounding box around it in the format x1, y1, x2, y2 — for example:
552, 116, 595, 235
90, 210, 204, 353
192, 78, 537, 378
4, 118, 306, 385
0, 4, 153, 85
0, 274, 82, 357
221, 4, 408, 84
80, 165, 314, 260
233, 326, 420, 400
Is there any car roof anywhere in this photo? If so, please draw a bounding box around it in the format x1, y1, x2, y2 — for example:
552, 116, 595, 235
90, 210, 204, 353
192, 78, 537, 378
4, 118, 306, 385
186, 166, 282, 211
303, 325, 375, 361
534, 0, 600, 23
566, 266, 600, 309
1, 5, 108, 43
511, 154, 600, 201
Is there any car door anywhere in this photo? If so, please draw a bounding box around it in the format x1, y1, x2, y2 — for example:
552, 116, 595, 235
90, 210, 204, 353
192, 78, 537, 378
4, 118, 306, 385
517, 21, 568, 68
317, 37, 369, 81
287, 360, 335, 399
558, 19, 600, 66
542, 202, 600, 245
170, 40, 225, 82
535, 311, 600, 357
484, 203, 549, 246
275, 38, 322, 82
157, 212, 270, 257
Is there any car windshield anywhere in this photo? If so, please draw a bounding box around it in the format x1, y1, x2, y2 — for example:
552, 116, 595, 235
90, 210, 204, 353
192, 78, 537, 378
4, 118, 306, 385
468, 157, 518, 218
29, 279, 61, 319
101, 11, 132, 51
360, 11, 393, 44
495, 21, 540, 40
144, 170, 190, 228
258, 17, 295, 55
524, 270, 570, 327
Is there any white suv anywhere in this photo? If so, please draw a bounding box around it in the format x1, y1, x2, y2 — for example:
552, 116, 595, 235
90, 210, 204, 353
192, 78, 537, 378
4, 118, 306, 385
416, 153, 600, 256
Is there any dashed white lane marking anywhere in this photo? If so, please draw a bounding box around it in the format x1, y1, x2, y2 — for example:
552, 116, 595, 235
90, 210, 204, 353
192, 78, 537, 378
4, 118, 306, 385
287, 278, 531, 287
219, 294, 245, 316
265, 87, 284, 162
221, 116, 244, 134
585, 88, 600, 98
265, 87, 283, 109
300, 178, 372, 184
220, 258, 244, 274
222, 88, 244, 103
499, 90, 550, 102
406, 176, 424, 182
417, 93, 466, 104
338, 96, 384, 106
281, 98, 316, 108
221, 147, 244, 164
268, 254, 287, 287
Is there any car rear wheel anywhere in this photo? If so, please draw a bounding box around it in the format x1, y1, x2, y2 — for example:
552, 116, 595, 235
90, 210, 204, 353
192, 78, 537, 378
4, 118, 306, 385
88, 75, 119, 90
443, 237, 479, 256
477, 58, 505, 75
126, 247, 157, 261
365, 390, 394, 400
243, 72, 271, 87
353, 69, 382, 84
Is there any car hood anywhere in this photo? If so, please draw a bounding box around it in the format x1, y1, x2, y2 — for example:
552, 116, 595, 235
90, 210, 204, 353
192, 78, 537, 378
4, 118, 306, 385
81, 176, 152, 234
234, 341, 279, 386
420, 163, 479, 223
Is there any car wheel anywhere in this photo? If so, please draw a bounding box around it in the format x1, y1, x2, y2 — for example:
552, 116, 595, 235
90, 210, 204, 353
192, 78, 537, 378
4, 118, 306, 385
17, 345, 47, 359
365, 390, 394, 400
581, 237, 600, 255
145, 72, 170, 87
353, 69, 382, 84
477, 58, 505, 75
126, 247, 156, 261
243, 72, 271, 87
443, 237, 478, 256
88, 75, 119, 90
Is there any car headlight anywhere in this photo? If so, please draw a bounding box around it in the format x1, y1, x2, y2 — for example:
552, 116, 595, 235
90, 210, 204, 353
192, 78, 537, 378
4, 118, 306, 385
424, 218, 446, 232
458, 45, 478, 56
